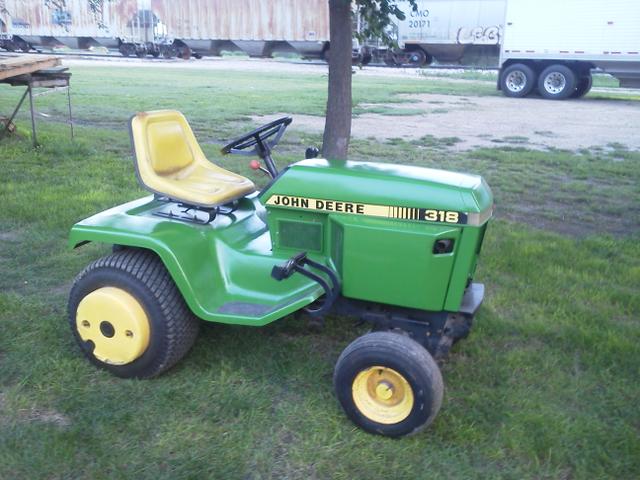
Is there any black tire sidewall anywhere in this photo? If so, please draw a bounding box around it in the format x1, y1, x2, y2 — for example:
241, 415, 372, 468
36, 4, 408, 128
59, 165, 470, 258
501, 63, 536, 98
68, 266, 169, 378
334, 335, 441, 437
571, 74, 593, 98
538, 65, 577, 100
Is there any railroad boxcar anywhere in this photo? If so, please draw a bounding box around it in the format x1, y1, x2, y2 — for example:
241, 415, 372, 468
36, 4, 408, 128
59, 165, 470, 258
0, 0, 330, 59
375, 0, 506, 66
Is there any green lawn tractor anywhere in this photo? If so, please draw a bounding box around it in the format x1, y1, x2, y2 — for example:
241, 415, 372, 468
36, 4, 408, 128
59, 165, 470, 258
68, 110, 493, 437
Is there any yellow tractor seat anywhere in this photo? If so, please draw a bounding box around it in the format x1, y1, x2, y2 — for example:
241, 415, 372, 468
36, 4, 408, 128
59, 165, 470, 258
130, 110, 255, 208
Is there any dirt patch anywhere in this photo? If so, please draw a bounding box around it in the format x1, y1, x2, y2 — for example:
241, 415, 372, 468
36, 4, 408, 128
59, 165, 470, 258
0, 394, 71, 428
0, 230, 21, 242
22, 407, 71, 427
254, 93, 640, 152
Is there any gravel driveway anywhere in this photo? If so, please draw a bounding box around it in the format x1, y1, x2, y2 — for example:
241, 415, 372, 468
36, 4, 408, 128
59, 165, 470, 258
256, 93, 640, 152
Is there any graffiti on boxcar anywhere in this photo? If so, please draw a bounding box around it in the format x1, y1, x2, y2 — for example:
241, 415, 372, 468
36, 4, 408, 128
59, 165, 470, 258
51, 9, 72, 26
10, 18, 30, 29
456, 25, 501, 45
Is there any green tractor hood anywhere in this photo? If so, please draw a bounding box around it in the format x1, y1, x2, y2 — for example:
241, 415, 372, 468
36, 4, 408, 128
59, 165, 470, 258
262, 159, 493, 224
261, 159, 493, 313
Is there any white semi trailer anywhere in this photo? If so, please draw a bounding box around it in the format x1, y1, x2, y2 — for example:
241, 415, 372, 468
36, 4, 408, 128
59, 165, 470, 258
498, 0, 640, 99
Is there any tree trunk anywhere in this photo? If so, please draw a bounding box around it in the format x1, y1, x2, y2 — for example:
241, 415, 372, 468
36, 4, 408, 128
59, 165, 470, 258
322, 0, 352, 160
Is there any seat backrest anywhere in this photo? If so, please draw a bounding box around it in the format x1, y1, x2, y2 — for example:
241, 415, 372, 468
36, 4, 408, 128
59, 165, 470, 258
146, 118, 193, 174
130, 110, 203, 179
129, 110, 256, 207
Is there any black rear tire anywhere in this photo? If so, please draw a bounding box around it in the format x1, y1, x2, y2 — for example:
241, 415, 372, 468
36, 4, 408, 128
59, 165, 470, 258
538, 64, 577, 100
500, 63, 536, 98
68, 249, 199, 378
571, 74, 593, 98
334, 331, 443, 437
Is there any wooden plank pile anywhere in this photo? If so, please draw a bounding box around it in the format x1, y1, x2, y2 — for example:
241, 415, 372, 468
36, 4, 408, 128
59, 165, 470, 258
0, 54, 61, 81
0, 54, 71, 147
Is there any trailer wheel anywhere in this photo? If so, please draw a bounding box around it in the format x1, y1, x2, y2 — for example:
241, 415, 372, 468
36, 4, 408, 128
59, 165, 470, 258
177, 46, 192, 60
538, 64, 577, 100
162, 46, 176, 59
68, 249, 199, 379
500, 63, 536, 98
571, 74, 593, 98
407, 49, 428, 67
383, 51, 401, 67
119, 44, 134, 57
16, 39, 30, 52
334, 331, 443, 437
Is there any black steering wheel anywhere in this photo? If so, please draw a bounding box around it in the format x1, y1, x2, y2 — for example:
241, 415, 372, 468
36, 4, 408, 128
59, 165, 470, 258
220, 116, 292, 157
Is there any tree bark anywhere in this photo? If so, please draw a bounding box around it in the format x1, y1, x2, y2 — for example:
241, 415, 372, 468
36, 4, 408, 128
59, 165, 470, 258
322, 0, 352, 160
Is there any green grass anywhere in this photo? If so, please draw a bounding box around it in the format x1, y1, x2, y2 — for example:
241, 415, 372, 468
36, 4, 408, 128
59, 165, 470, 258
353, 105, 427, 116
0, 66, 639, 479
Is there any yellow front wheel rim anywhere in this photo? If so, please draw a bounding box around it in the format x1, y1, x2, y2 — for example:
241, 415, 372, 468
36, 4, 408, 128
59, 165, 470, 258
76, 287, 151, 365
352, 366, 414, 424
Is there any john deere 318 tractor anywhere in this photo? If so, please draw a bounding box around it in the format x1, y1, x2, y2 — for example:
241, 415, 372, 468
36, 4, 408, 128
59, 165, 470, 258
68, 111, 492, 437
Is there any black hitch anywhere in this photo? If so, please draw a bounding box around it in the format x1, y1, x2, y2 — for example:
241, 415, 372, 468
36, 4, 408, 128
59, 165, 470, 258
271, 252, 341, 317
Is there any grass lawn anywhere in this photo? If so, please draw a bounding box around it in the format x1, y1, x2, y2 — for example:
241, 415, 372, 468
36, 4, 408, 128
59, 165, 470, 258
0, 64, 638, 479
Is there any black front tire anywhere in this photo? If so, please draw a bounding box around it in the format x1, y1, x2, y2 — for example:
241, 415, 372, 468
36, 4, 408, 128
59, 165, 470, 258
68, 249, 199, 378
500, 63, 537, 98
334, 331, 443, 437
538, 64, 577, 100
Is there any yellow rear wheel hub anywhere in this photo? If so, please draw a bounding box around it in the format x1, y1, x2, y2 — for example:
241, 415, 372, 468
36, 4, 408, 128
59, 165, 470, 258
76, 287, 151, 365
352, 365, 414, 424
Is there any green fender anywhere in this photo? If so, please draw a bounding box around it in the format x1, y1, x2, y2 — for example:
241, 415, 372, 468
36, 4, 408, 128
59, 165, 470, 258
69, 195, 324, 326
